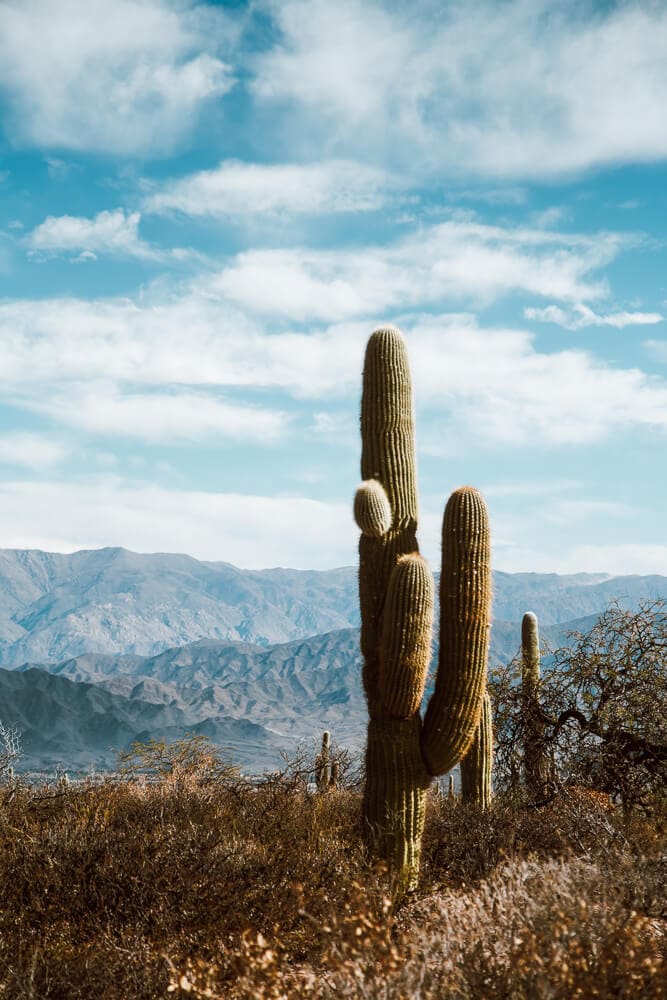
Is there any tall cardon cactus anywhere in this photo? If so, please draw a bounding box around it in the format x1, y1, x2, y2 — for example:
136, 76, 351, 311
354, 325, 493, 892
461, 690, 493, 808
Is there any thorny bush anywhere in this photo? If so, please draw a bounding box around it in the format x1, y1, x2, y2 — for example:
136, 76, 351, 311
0, 734, 664, 998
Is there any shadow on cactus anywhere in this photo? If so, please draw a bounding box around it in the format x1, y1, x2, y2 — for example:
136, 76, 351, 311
355, 325, 493, 895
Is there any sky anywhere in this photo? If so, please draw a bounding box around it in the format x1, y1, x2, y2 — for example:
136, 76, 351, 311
0, 0, 666, 575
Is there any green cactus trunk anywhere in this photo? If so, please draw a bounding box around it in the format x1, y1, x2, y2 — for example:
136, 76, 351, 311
461, 690, 493, 808
421, 487, 492, 776
355, 325, 493, 893
521, 611, 548, 799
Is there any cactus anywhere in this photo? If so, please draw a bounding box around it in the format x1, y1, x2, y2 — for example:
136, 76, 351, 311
461, 690, 493, 808
422, 487, 492, 774
448, 774, 455, 799
315, 731, 331, 792
355, 326, 492, 892
521, 611, 547, 799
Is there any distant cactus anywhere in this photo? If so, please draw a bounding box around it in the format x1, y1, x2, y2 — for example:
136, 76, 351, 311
521, 611, 547, 799
355, 326, 492, 893
448, 774, 455, 799
461, 691, 493, 808
315, 731, 331, 792
330, 760, 339, 789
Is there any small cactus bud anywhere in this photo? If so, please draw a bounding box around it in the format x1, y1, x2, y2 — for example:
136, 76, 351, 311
354, 480, 392, 538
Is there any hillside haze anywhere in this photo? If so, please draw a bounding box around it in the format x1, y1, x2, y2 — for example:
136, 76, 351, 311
0, 547, 663, 774
0, 547, 358, 668
1, 547, 664, 668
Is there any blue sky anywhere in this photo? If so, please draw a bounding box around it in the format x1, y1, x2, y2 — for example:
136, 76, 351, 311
0, 0, 666, 574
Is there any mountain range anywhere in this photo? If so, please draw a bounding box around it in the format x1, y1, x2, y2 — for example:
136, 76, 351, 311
0, 547, 663, 774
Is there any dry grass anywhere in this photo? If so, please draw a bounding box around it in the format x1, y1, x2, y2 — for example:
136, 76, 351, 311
0, 755, 664, 999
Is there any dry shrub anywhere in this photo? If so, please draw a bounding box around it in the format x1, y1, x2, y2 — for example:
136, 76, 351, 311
392, 856, 666, 1000
0, 742, 664, 998
0, 754, 385, 998
421, 784, 663, 890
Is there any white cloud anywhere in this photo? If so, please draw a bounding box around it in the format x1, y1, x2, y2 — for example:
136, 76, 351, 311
540, 499, 631, 526
0, 293, 364, 396
483, 479, 580, 499
0, 432, 69, 469
525, 303, 664, 330
253, 0, 667, 178
26, 209, 155, 261
0, 479, 355, 570
73, 250, 99, 264
407, 315, 667, 446
491, 517, 667, 574
23, 384, 289, 444
645, 339, 667, 363
530, 207, 569, 229
0, 0, 235, 155
145, 159, 397, 217
3, 291, 667, 446
203, 220, 618, 322
408, 506, 664, 578
540, 544, 667, 577
45, 157, 73, 180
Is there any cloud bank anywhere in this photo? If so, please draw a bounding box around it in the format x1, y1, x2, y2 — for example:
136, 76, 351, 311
0, 0, 235, 155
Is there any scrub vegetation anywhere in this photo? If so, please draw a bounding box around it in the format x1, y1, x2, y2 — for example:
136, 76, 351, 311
0, 715, 664, 999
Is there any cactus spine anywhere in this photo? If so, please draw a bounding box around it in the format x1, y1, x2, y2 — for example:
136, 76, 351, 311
355, 326, 492, 892
461, 691, 493, 808
521, 611, 547, 798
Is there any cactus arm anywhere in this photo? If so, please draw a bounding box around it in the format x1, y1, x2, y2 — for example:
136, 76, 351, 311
364, 553, 434, 893
421, 487, 492, 776
461, 690, 493, 808
378, 554, 434, 719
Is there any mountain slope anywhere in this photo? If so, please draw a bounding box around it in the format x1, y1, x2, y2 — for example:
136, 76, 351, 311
0, 547, 358, 666
0, 547, 664, 667
0, 666, 289, 774
8, 615, 606, 774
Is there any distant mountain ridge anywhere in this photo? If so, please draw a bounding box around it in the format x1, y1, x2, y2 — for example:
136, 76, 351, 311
0, 665, 286, 774
5, 617, 601, 774
0, 547, 358, 667
0, 547, 663, 775
0, 547, 664, 668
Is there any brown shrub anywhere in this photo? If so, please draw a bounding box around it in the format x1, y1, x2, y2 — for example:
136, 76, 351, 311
0, 744, 664, 999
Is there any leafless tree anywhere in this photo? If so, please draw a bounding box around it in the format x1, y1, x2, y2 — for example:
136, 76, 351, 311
490, 601, 666, 814
0, 720, 22, 778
